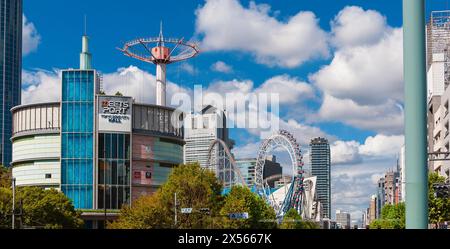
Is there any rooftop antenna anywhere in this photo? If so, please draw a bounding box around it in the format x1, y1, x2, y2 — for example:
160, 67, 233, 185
84, 15, 87, 36
158, 20, 164, 47
80, 15, 92, 70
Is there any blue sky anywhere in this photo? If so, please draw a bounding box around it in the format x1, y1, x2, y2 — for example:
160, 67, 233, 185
22, 0, 446, 222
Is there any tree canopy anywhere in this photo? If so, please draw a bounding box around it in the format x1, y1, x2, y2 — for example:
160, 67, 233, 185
279, 208, 319, 229
0, 187, 83, 229
369, 203, 405, 229
109, 163, 279, 229
428, 172, 450, 226
109, 163, 223, 229
0, 165, 11, 188
218, 186, 277, 229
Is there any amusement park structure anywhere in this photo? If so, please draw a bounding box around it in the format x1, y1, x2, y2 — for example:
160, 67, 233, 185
207, 130, 310, 220
119, 22, 200, 106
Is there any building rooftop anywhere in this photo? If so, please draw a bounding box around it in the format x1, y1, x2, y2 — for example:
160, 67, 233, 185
310, 137, 329, 145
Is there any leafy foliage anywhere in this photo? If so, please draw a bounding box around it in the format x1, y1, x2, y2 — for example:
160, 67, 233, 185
0, 165, 12, 188
428, 172, 450, 226
369, 203, 405, 229
109, 163, 224, 229
218, 186, 277, 229
0, 187, 83, 229
110, 163, 279, 229
108, 192, 171, 229
279, 208, 319, 229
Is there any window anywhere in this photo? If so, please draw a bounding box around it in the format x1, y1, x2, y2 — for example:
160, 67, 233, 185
45, 174, 52, 179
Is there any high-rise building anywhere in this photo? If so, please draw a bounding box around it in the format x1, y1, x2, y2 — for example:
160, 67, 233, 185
235, 156, 282, 188
426, 11, 450, 179
0, 0, 22, 166
235, 158, 256, 187
310, 137, 331, 218
376, 177, 385, 218
369, 195, 377, 222
361, 211, 367, 229
384, 170, 399, 205
184, 105, 233, 170
335, 210, 351, 229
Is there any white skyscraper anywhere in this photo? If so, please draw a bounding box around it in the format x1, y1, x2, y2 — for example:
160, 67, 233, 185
184, 105, 233, 171
427, 11, 450, 180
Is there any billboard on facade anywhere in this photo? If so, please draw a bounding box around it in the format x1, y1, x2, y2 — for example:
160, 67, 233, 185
98, 96, 132, 132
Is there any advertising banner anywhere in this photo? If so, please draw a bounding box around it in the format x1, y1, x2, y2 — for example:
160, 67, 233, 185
98, 96, 132, 132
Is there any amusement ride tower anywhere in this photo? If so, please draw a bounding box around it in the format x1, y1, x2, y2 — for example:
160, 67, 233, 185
119, 23, 200, 106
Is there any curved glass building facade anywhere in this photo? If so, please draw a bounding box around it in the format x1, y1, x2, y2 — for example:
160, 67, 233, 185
11, 101, 184, 209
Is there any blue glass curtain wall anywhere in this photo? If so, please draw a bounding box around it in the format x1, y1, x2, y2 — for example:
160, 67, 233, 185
61, 70, 95, 209
98, 133, 131, 210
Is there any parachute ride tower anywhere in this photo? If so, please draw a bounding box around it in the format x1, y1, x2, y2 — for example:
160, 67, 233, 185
119, 23, 200, 106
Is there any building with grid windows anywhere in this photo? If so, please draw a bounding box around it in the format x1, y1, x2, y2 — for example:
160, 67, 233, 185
184, 105, 233, 170
11, 34, 184, 228
310, 137, 331, 219
1, 0, 22, 167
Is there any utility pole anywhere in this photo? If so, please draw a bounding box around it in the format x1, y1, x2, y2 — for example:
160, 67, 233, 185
174, 192, 177, 228
12, 177, 15, 229
403, 0, 429, 229
103, 148, 107, 229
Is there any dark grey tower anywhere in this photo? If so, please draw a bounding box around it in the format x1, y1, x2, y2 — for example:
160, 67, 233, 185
310, 137, 331, 219
0, 0, 22, 166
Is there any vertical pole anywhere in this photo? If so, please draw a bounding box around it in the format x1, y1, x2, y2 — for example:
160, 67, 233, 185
174, 192, 177, 227
103, 148, 107, 229
403, 0, 429, 229
156, 64, 167, 106
12, 178, 15, 229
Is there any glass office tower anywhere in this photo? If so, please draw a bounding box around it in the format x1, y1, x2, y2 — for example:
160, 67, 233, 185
0, 0, 22, 166
310, 137, 331, 219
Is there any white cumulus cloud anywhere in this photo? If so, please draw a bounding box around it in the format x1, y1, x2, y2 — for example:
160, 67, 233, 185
195, 0, 329, 68
310, 6, 404, 135
22, 69, 61, 104
330, 134, 404, 165
331, 6, 388, 48
331, 140, 362, 165
211, 61, 233, 73
22, 15, 41, 56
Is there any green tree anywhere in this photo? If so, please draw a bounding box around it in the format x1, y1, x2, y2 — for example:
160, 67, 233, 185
428, 172, 450, 227
115, 91, 123, 96
109, 163, 223, 229
369, 203, 405, 229
0, 187, 83, 229
218, 186, 277, 229
0, 165, 11, 188
108, 192, 171, 229
279, 208, 319, 229
0, 187, 13, 228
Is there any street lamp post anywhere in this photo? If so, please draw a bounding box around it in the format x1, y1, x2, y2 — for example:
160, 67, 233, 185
403, 0, 429, 229
12, 177, 15, 229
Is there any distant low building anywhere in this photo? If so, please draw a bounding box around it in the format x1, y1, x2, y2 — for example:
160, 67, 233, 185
235, 156, 282, 188
336, 210, 351, 229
